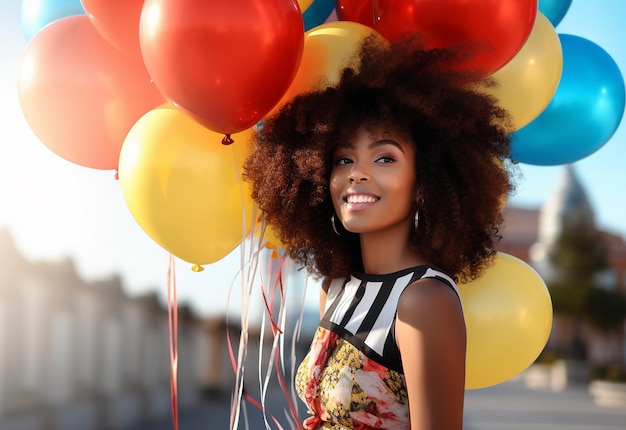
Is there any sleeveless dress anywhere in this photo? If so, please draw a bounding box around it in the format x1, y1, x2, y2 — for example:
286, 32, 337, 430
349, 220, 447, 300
295, 265, 460, 430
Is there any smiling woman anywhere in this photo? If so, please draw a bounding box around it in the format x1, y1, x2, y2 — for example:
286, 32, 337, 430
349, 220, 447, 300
243, 35, 514, 430
244, 35, 514, 282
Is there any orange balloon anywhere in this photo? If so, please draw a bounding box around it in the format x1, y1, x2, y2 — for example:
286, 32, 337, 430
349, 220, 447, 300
81, 0, 145, 58
298, 0, 314, 12
119, 105, 255, 266
271, 21, 387, 114
17, 15, 164, 170
485, 13, 563, 130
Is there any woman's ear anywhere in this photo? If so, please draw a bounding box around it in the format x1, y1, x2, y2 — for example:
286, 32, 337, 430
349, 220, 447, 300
414, 190, 424, 205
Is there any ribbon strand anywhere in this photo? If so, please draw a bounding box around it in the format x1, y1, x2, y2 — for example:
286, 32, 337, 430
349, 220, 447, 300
167, 254, 179, 430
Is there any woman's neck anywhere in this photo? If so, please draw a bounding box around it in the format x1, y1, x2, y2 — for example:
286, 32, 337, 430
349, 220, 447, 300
358, 223, 427, 275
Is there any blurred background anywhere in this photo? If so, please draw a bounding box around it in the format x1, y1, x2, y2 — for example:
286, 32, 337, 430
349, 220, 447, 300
2, 0, 626, 429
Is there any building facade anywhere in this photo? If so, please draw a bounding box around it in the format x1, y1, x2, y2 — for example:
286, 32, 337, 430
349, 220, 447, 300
0, 228, 312, 430
0, 228, 215, 430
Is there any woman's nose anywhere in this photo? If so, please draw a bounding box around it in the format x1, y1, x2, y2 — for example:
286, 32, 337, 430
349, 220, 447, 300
348, 165, 370, 183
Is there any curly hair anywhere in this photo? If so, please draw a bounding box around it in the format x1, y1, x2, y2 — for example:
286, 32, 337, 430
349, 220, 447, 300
243, 35, 516, 282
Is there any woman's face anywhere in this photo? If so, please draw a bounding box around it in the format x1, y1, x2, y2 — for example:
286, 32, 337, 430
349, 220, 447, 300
330, 124, 419, 235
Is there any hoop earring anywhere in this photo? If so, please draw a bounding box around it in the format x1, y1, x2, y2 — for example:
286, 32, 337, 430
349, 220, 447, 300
331, 214, 342, 236
414, 209, 420, 232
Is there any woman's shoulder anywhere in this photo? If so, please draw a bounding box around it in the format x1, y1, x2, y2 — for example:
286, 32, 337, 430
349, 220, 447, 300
397, 275, 464, 326
398, 276, 459, 308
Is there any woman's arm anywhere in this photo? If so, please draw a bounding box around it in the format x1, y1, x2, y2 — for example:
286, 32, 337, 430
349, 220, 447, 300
396, 278, 466, 430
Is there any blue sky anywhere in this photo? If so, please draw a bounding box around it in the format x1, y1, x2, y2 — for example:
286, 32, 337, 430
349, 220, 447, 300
1, 0, 625, 315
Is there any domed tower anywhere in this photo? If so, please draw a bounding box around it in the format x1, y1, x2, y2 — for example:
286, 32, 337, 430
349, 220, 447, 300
530, 165, 595, 283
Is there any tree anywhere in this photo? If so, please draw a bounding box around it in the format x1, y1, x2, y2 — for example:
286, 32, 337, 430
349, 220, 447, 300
548, 215, 626, 359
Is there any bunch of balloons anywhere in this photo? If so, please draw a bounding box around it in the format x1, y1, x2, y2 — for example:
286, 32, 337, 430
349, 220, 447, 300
18, 0, 625, 388
18, 0, 308, 264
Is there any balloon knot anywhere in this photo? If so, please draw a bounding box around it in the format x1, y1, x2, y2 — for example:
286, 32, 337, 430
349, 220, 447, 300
222, 134, 234, 145
114, 169, 119, 180
191, 264, 205, 272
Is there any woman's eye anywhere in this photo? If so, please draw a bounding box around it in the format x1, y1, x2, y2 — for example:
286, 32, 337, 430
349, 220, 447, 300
334, 157, 353, 165
376, 155, 396, 163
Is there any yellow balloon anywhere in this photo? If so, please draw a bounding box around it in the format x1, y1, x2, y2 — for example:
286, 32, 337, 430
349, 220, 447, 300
460, 252, 553, 389
485, 12, 563, 130
270, 21, 387, 115
119, 106, 254, 266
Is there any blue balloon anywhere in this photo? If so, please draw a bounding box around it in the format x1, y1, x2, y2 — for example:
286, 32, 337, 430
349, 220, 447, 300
539, 0, 572, 27
511, 34, 625, 166
303, 0, 335, 31
21, 0, 84, 41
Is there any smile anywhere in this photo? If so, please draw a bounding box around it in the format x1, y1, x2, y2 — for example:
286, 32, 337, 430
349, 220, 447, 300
345, 194, 379, 204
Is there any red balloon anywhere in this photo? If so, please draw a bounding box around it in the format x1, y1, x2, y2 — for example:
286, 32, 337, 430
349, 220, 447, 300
17, 15, 165, 170
373, 0, 537, 76
335, 0, 375, 26
140, 0, 305, 134
81, 0, 145, 59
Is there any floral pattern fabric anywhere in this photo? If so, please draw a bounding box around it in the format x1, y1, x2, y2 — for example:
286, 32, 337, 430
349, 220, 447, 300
295, 326, 409, 430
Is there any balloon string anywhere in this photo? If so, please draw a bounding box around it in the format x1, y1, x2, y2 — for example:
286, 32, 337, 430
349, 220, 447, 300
260, 277, 284, 335
289, 267, 310, 427
246, 252, 301, 429
268, 255, 302, 429
228, 144, 250, 429
262, 253, 286, 335
225, 297, 244, 428
269, 257, 303, 429
260, 253, 303, 429
167, 254, 179, 430
273, 346, 302, 430
227, 230, 258, 429
256, 216, 301, 427
226, 224, 302, 429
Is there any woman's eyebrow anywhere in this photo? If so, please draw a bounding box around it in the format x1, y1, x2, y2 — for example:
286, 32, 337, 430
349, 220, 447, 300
368, 139, 405, 153
336, 137, 405, 152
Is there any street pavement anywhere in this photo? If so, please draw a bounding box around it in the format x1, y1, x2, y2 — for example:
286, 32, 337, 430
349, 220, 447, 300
463, 378, 626, 430
132, 377, 626, 430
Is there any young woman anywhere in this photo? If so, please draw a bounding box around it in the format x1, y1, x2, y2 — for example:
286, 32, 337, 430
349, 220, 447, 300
244, 35, 514, 430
